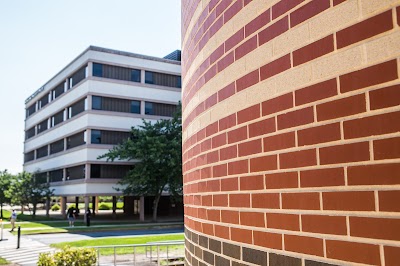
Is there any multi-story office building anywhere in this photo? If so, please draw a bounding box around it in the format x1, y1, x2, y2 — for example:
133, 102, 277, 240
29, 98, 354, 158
23, 46, 182, 219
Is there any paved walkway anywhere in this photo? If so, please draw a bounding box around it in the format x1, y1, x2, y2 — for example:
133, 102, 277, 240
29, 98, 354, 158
0, 228, 55, 266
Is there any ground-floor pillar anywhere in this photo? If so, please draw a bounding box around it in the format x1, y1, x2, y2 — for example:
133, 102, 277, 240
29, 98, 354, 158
112, 196, 117, 219
95, 196, 99, 214
91, 196, 96, 216
45, 198, 50, 218
140, 196, 145, 222
61, 196, 67, 218
84, 196, 89, 223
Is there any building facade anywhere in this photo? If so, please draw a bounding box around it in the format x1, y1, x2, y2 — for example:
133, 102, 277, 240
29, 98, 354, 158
23, 46, 182, 217
182, 0, 400, 265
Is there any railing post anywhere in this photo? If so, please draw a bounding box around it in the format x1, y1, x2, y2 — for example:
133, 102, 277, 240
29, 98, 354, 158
167, 245, 169, 266
133, 246, 136, 266
17, 226, 21, 249
114, 246, 116, 266
157, 245, 160, 266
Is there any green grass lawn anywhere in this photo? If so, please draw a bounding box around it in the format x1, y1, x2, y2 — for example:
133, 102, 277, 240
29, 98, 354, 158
51, 234, 184, 256
0, 257, 9, 265
2, 209, 59, 221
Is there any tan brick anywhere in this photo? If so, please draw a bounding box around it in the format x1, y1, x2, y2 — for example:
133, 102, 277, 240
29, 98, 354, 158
366, 31, 400, 64
360, 0, 400, 16
273, 23, 310, 56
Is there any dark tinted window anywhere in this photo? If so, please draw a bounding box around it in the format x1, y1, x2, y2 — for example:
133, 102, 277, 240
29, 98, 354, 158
93, 63, 103, 77
145, 102, 177, 117
66, 165, 85, 180
24, 150, 35, 163
69, 98, 85, 118
131, 101, 140, 114
67, 131, 85, 149
36, 145, 48, 159
91, 130, 101, 144
92, 96, 102, 110
49, 169, 63, 182
39, 94, 49, 109
37, 119, 48, 134
91, 164, 131, 179
50, 139, 64, 155
145, 71, 181, 88
69, 65, 87, 88
52, 110, 64, 127
34, 172, 48, 184
131, 69, 141, 82
26, 127, 36, 140
26, 104, 36, 118
53, 82, 65, 99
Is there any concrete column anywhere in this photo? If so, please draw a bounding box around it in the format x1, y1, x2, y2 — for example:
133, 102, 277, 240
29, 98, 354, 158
140, 196, 145, 222
141, 100, 145, 115
75, 196, 79, 209
95, 196, 99, 214
92, 196, 96, 216
85, 163, 91, 180
84, 196, 89, 223
140, 69, 145, 84
87, 62, 93, 78
61, 196, 67, 218
112, 196, 117, 219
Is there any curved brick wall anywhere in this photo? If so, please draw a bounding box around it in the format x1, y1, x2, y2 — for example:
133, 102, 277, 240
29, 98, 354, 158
181, 0, 400, 265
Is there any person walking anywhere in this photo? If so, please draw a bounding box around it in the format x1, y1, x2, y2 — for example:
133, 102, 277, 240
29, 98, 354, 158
67, 207, 75, 227
9, 209, 17, 232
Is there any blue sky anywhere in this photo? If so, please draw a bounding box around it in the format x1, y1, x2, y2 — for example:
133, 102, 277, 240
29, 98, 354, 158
0, 0, 181, 173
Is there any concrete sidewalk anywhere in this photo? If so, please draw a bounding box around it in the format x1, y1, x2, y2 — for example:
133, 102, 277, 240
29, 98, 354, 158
0, 228, 55, 266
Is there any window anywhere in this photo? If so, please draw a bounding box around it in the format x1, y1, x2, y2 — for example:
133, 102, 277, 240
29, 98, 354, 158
91, 130, 101, 144
67, 131, 86, 149
34, 172, 47, 184
145, 102, 177, 117
50, 139, 64, 155
49, 169, 63, 182
24, 151, 35, 163
131, 69, 141, 82
93, 63, 103, 77
92, 96, 102, 110
26, 127, 36, 140
36, 145, 48, 159
66, 165, 85, 180
69, 65, 87, 88
69, 98, 85, 118
52, 110, 64, 127
26, 104, 36, 118
37, 119, 48, 134
131, 101, 140, 114
90, 164, 131, 179
145, 71, 181, 88
53, 82, 65, 100
38, 94, 49, 109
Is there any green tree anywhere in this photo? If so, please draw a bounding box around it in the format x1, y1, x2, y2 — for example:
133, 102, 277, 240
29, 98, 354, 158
0, 170, 12, 219
6, 171, 54, 218
100, 104, 182, 221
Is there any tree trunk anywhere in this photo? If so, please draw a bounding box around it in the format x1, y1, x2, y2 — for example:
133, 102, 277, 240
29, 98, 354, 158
20, 205, 24, 214
152, 193, 162, 222
0, 203, 3, 219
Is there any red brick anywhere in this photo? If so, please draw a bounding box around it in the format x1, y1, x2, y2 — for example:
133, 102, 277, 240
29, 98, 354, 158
207, 150, 219, 164
385, 246, 400, 266
245, 9, 270, 37
205, 93, 218, 109
299, 123, 341, 146
240, 175, 264, 190
210, 15, 223, 37
317, 94, 366, 121
221, 210, 239, 224
350, 217, 400, 241
207, 179, 220, 192
300, 168, 345, 187
217, 51, 235, 72
238, 139, 262, 156
285, 235, 324, 256
344, 111, 400, 139
272, 0, 303, 19
215, 225, 230, 239
398, 6, 400, 26
228, 126, 248, 144
228, 159, 249, 175
216, 0, 232, 17
263, 131, 295, 151
236, 69, 259, 92
323, 191, 375, 211
267, 213, 300, 231
262, 92, 293, 116
253, 231, 282, 250
237, 104, 260, 124
202, 222, 214, 235
230, 228, 252, 244
260, 54, 291, 81
265, 171, 298, 189
250, 155, 278, 172
240, 212, 265, 227
213, 194, 228, 207
204, 64, 217, 83
202, 195, 213, 206
230, 193, 250, 207
221, 177, 238, 191
280, 149, 317, 169
293, 35, 334, 66
197, 128, 206, 142
326, 240, 380, 265
348, 163, 400, 185
282, 192, 320, 210
219, 113, 236, 131
302, 215, 347, 235
374, 137, 400, 160
370, 84, 400, 110
206, 121, 218, 137
220, 145, 238, 161
197, 208, 207, 219
248, 117, 276, 137
340, 60, 398, 93
333, 0, 346, 5
218, 82, 236, 102
213, 164, 227, 178
236, 36, 258, 61
210, 44, 224, 65
223, 0, 243, 23
290, 0, 330, 27
252, 193, 280, 209
259, 16, 289, 46
277, 106, 314, 130
201, 138, 212, 152
379, 191, 400, 212
225, 28, 244, 52
320, 142, 370, 165
295, 78, 337, 106
212, 132, 227, 148
337, 10, 393, 49
208, 0, 219, 12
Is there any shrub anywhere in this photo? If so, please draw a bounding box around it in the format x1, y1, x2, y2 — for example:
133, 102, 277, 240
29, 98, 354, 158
38, 246, 96, 266
98, 203, 111, 210
51, 204, 60, 211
